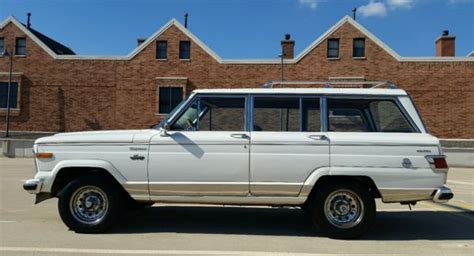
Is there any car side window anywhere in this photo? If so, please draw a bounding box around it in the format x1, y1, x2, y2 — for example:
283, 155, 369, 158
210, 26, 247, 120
253, 97, 300, 131
199, 97, 246, 131
369, 101, 414, 132
170, 96, 246, 131
327, 98, 415, 133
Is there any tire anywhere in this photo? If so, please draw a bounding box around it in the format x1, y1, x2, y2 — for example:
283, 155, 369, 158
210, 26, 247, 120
308, 181, 376, 239
58, 176, 122, 233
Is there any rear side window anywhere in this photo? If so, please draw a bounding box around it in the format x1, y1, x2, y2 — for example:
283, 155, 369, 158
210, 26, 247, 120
252, 97, 321, 132
327, 98, 415, 133
369, 101, 413, 132
253, 97, 299, 131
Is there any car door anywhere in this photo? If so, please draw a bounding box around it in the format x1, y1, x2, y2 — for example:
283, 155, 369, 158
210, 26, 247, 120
250, 96, 330, 196
148, 95, 250, 197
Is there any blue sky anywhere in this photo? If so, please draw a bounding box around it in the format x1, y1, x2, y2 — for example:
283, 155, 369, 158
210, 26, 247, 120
1, 0, 473, 58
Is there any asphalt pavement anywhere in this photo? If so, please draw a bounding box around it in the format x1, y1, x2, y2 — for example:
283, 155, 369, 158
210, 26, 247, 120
0, 158, 473, 255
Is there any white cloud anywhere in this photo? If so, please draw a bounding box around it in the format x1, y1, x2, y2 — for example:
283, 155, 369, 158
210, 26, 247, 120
298, 0, 319, 9
387, 0, 415, 9
358, 1, 387, 18
448, 0, 474, 3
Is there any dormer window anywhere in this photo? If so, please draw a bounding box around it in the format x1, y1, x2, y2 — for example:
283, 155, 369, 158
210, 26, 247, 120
327, 39, 339, 58
156, 41, 167, 60
15, 38, 26, 55
179, 41, 191, 60
353, 38, 365, 58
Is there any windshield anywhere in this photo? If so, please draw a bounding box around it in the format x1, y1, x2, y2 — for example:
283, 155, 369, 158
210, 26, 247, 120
152, 93, 194, 129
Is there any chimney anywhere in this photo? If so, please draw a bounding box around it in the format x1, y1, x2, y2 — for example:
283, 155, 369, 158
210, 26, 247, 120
136, 38, 146, 46
27, 12, 31, 28
435, 30, 455, 57
281, 34, 295, 59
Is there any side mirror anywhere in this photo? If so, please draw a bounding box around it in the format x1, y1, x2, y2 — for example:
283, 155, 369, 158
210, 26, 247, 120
160, 121, 171, 137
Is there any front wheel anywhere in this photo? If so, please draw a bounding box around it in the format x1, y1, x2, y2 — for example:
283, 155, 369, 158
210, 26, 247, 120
309, 181, 376, 239
58, 176, 121, 233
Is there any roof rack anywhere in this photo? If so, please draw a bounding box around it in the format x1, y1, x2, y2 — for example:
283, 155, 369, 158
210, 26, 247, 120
261, 80, 398, 89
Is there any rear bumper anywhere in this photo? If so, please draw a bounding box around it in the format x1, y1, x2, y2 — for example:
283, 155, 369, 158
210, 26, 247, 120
23, 179, 42, 194
380, 186, 453, 203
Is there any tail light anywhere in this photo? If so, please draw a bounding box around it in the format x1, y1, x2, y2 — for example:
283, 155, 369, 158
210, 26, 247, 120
425, 155, 448, 170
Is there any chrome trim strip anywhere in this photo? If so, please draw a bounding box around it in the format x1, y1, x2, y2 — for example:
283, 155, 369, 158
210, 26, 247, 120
149, 195, 306, 206
330, 143, 439, 147
148, 182, 249, 196
250, 183, 303, 196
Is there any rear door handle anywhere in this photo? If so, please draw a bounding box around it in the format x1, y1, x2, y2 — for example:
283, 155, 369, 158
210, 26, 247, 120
230, 133, 249, 139
308, 135, 328, 140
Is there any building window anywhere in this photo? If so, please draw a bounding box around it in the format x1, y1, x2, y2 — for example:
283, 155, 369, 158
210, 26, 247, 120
353, 38, 365, 58
15, 38, 26, 55
179, 41, 191, 59
0, 82, 19, 109
159, 87, 183, 114
156, 41, 167, 59
327, 39, 339, 58
0, 38, 5, 54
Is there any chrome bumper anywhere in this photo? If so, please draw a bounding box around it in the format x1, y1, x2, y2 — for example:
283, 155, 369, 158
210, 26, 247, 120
23, 179, 42, 194
432, 186, 454, 203
380, 186, 454, 203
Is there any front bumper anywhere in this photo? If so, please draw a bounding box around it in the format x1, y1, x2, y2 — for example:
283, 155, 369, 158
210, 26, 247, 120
23, 179, 42, 194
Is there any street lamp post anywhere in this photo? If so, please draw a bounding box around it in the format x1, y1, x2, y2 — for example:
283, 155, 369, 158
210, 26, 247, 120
2, 48, 13, 137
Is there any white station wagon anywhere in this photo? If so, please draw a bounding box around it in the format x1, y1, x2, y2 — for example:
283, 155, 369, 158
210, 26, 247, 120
23, 82, 453, 238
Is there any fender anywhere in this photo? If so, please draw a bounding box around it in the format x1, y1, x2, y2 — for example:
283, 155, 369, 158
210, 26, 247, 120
41, 159, 128, 193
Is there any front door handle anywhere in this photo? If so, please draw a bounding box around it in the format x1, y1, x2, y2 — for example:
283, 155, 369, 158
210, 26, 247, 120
230, 133, 250, 139
308, 134, 328, 140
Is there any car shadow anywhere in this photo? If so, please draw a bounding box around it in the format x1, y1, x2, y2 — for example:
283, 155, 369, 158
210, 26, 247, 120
108, 205, 474, 240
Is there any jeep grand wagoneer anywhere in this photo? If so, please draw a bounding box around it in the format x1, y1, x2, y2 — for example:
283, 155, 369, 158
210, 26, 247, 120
23, 84, 453, 238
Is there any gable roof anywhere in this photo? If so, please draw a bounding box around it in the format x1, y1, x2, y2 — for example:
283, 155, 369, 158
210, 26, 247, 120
468, 51, 474, 57
26, 25, 75, 55
1, 15, 472, 62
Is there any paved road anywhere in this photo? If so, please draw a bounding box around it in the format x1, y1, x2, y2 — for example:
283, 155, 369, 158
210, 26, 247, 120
0, 158, 473, 255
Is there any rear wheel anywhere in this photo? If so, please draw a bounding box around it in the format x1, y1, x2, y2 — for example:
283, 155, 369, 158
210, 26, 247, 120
58, 176, 121, 233
309, 181, 375, 239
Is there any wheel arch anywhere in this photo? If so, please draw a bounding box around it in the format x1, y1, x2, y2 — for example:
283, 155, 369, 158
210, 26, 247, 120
48, 160, 128, 197
301, 170, 381, 204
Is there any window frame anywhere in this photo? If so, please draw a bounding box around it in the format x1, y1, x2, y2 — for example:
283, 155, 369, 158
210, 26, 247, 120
156, 40, 168, 60
0, 81, 21, 115
15, 37, 27, 56
179, 40, 191, 60
157, 86, 184, 114
163, 93, 420, 134
324, 95, 420, 133
353, 38, 366, 58
0, 38, 5, 54
327, 38, 340, 59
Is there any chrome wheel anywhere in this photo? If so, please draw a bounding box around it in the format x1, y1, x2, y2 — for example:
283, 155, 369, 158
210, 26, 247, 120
69, 186, 108, 224
324, 189, 364, 229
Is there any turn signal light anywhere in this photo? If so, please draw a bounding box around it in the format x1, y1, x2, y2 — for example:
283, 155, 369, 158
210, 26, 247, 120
35, 152, 54, 159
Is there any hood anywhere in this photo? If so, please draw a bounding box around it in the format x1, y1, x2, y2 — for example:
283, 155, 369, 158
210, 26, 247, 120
35, 130, 147, 144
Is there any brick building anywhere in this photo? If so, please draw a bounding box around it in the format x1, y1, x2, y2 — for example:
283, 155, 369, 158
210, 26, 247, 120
0, 16, 473, 138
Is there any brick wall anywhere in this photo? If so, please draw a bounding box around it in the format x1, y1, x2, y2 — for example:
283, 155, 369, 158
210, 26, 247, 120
0, 20, 473, 138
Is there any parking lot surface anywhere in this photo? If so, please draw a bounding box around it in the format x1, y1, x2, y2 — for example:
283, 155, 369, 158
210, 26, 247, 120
0, 158, 473, 255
